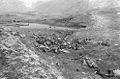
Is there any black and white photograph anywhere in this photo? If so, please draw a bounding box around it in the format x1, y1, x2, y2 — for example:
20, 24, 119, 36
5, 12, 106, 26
0, 0, 120, 79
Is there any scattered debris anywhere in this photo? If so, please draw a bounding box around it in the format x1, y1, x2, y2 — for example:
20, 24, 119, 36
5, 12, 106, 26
32, 30, 112, 56
33, 31, 74, 54
82, 56, 98, 69
113, 69, 120, 77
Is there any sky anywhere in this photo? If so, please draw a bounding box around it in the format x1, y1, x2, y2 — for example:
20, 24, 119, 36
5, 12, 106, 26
19, 0, 51, 8
0, 0, 120, 13
17, 0, 120, 9
0, 0, 51, 12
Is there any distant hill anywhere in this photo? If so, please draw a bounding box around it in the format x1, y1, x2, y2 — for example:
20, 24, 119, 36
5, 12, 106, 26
34, 0, 89, 16
34, 0, 120, 16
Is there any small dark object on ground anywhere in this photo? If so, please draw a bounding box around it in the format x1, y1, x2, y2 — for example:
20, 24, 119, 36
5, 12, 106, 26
80, 25, 87, 28
95, 69, 115, 78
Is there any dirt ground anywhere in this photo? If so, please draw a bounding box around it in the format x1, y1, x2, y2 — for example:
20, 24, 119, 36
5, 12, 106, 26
1, 8, 120, 79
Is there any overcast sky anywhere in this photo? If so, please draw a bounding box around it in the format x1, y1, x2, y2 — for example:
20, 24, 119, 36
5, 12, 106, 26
0, 0, 120, 13
0, 0, 50, 12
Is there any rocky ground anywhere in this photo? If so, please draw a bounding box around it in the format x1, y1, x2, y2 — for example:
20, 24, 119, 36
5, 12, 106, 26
1, 8, 120, 79
1, 22, 120, 79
